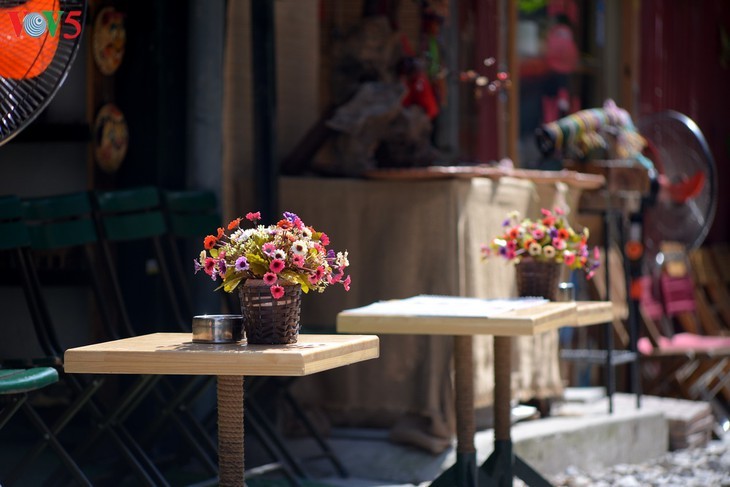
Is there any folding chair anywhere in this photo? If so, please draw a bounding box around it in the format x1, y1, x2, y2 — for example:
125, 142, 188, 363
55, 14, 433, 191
637, 274, 730, 436
0, 195, 91, 485
0, 368, 92, 486
18, 191, 179, 485
89, 187, 221, 476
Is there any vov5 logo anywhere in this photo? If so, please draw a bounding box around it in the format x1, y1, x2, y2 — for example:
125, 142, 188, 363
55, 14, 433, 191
5, 10, 82, 39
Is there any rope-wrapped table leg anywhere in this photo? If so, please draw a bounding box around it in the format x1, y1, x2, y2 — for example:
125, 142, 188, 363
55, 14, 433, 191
454, 335, 476, 486
218, 375, 244, 487
454, 335, 476, 454
493, 336, 512, 442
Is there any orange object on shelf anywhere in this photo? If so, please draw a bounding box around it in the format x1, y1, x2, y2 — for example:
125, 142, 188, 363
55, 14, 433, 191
0, 0, 60, 79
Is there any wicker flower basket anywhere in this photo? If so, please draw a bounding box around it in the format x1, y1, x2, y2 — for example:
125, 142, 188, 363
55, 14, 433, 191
238, 279, 302, 344
515, 259, 562, 301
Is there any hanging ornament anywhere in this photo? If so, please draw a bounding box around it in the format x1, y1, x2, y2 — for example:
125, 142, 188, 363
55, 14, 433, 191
92, 6, 125, 75
94, 103, 128, 173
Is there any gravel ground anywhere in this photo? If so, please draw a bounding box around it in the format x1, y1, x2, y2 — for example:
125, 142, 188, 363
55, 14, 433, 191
543, 437, 730, 487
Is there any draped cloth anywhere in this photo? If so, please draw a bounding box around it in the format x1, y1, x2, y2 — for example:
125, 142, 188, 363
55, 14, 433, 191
280, 176, 571, 453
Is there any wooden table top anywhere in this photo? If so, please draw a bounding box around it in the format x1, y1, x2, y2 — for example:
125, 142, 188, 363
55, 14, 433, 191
575, 301, 614, 326
337, 297, 612, 337
64, 334, 379, 377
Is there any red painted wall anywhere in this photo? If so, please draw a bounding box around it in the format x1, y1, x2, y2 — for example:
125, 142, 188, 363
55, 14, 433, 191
639, 0, 730, 243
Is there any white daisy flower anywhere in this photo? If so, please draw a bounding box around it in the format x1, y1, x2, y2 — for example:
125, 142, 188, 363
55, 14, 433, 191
291, 240, 308, 256
528, 242, 542, 256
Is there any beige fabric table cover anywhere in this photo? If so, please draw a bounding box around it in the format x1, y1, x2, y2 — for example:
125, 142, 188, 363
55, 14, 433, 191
279, 176, 572, 452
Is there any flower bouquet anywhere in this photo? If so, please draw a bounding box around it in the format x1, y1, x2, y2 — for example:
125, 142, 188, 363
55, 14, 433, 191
195, 211, 350, 343
482, 207, 600, 300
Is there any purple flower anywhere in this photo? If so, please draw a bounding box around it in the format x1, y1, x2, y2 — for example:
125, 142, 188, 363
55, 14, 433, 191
502, 218, 510, 227
235, 256, 249, 272
326, 249, 336, 260
283, 211, 299, 222
193, 259, 202, 274
218, 259, 227, 277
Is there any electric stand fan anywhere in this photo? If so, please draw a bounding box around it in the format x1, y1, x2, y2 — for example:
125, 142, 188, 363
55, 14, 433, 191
636, 110, 727, 435
0, 0, 87, 146
637, 110, 718, 261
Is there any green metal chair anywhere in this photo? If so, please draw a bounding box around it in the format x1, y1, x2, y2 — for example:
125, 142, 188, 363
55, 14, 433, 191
93, 186, 186, 332
20, 191, 177, 485
90, 187, 220, 477
0, 195, 91, 486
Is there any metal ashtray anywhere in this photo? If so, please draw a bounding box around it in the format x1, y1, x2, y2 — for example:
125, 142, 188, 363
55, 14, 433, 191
192, 315, 244, 344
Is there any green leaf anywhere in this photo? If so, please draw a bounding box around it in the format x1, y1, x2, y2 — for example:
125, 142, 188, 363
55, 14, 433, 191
281, 270, 310, 293
222, 275, 244, 293
209, 248, 219, 258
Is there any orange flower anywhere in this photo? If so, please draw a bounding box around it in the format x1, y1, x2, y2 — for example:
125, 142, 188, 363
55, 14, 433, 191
227, 218, 241, 230
558, 228, 570, 240
523, 238, 535, 250
203, 235, 217, 250
277, 219, 293, 230
217, 227, 225, 239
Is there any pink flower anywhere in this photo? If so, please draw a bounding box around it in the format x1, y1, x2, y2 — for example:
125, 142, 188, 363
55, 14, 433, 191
270, 259, 285, 274
308, 273, 320, 285
506, 240, 517, 251
328, 268, 343, 284
480, 244, 491, 258
246, 211, 261, 222
204, 258, 217, 276
270, 285, 284, 299
555, 207, 565, 215
263, 272, 277, 285
563, 251, 576, 266
320, 233, 330, 245
343, 275, 351, 291
532, 229, 545, 240
541, 208, 553, 217
593, 246, 601, 261
292, 255, 305, 267
262, 242, 277, 257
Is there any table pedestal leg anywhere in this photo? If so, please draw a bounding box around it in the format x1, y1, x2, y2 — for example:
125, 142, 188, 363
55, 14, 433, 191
480, 337, 552, 487
218, 375, 244, 487
431, 336, 477, 487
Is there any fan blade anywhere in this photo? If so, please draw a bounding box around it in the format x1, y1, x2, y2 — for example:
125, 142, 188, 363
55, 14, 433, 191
665, 171, 706, 204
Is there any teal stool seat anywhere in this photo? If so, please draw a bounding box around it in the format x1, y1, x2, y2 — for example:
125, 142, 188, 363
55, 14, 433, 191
0, 368, 58, 395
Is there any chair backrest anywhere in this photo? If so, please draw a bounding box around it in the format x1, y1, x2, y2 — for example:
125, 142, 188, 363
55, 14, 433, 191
161, 189, 223, 316
0, 195, 63, 360
21, 192, 132, 341
660, 274, 696, 316
94, 186, 168, 242
22, 192, 98, 250
638, 275, 663, 322
162, 190, 220, 239
92, 187, 186, 331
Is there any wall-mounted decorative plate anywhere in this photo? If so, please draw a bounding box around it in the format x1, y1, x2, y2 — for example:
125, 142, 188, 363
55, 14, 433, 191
94, 103, 128, 172
92, 6, 125, 75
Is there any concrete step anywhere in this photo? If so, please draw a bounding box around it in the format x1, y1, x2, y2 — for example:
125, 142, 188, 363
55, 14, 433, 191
286, 393, 672, 486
